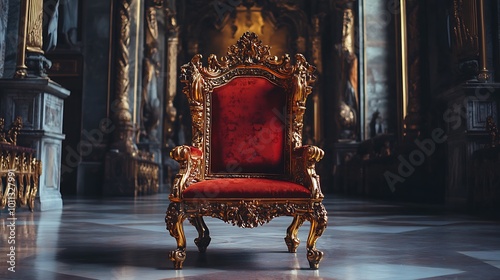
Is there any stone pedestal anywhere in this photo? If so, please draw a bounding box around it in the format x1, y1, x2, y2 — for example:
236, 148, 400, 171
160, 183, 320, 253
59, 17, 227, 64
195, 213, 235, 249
440, 83, 500, 207
0, 78, 70, 211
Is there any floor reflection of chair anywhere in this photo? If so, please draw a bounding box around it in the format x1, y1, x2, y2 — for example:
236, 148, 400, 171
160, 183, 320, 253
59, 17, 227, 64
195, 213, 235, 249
165, 32, 327, 269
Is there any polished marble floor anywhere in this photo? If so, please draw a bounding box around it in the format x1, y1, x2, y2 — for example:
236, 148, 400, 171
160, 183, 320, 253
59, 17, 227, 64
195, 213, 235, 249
1, 194, 500, 280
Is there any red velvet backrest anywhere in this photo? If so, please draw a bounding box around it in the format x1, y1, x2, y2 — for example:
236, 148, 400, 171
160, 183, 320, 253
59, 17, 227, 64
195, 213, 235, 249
209, 77, 287, 175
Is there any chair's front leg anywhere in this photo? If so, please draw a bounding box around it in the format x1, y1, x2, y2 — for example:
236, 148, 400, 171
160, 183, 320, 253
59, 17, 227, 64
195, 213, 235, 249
190, 215, 211, 253
305, 203, 328, 269
166, 203, 187, 269
285, 214, 305, 253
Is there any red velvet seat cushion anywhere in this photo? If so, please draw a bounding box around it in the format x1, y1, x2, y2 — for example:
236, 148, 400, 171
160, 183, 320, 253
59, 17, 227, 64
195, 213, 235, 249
210, 77, 286, 174
183, 178, 310, 199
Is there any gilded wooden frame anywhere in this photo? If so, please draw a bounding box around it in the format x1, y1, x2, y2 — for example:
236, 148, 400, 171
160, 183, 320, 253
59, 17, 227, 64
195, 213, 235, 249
166, 32, 327, 270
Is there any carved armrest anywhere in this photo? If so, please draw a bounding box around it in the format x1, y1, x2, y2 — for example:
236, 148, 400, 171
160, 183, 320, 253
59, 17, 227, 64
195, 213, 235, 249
292, 145, 325, 199
169, 145, 203, 202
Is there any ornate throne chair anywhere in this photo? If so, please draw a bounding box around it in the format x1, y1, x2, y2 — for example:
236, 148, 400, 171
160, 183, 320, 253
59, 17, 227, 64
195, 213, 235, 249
166, 32, 327, 269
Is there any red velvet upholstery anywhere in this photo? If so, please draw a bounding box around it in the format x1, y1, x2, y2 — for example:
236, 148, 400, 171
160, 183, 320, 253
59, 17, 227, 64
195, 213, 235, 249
210, 77, 286, 174
183, 178, 310, 199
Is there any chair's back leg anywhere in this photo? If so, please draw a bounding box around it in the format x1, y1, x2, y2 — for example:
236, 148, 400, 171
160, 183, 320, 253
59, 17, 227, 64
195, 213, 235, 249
305, 203, 328, 269
190, 215, 211, 253
285, 214, 305, 253
166, 202, 187, 269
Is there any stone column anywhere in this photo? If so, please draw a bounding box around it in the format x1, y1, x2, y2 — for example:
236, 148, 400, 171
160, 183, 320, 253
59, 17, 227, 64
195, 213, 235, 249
104, 0, 159, 196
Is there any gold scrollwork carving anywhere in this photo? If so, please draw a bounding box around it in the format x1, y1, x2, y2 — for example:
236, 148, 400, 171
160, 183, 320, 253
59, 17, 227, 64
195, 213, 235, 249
304, 202, 328, 269
166, 199, 326, 269
165, 203, 187, 269
284, 214, 305, 253
185, 200, 306, 228
292, 146, 324, 199
169, 145, 202, 201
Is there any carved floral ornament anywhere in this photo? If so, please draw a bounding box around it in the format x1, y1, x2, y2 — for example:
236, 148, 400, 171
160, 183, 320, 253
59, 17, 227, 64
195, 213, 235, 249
180, 31, 316, 100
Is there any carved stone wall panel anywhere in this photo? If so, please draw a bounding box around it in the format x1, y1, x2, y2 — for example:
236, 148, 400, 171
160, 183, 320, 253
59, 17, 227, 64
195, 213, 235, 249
2, 87, 65, 134
41, 140, 62, 191
11, 96, 38, 130
43, 94, 64, 133
467, 100, 497, 131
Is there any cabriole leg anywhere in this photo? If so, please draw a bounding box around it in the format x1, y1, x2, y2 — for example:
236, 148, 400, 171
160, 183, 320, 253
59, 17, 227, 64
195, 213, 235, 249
166, 203, 187, 269
306, 203, 328, 269
284, 214, 304, 253
190, 215, 211, 253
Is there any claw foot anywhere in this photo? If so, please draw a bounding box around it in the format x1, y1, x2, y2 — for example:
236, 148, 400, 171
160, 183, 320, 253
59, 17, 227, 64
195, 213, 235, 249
307, 248, 323, 269
194, 235, 211, 253
284, 236, 300, 253
169, 248, 186, 269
